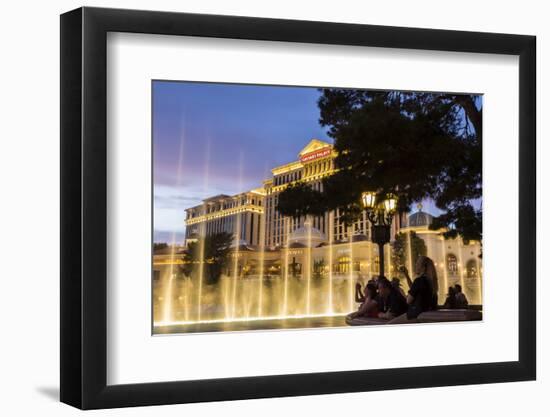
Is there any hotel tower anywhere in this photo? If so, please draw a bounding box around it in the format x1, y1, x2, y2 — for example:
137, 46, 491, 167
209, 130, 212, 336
184, 139, 401, 249
171, 138, 482, 305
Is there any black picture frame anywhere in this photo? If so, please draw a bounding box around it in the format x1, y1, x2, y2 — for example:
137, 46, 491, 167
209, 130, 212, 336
60, 6, 536, 410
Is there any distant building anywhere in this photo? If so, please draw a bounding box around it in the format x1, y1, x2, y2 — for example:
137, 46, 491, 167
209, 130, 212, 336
184, 190, 266, 247
184, 139, 400, 249
399, 205, 482, 304
176, 139, 482, 305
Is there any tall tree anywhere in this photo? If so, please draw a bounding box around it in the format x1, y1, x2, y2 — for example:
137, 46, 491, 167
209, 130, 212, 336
181, 232, 233, 285
391, 231, 427, 272
277, 90, 482, 242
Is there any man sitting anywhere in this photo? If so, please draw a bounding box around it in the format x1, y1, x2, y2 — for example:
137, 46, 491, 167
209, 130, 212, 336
376, 277, 408, 320
454, 284, 469, 308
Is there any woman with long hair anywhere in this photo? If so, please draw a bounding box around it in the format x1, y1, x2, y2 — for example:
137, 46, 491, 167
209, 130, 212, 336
401, 255, 439, 319
386, 255, 439, 324
443, 286, 458, 309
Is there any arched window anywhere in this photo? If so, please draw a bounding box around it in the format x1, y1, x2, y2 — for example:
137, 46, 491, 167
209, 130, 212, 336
466, 259, 477, 278
446, 254, 458, 275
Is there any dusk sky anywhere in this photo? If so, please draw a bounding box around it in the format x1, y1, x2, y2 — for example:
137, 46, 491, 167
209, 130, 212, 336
153, 81, 332, 243
152, 81, 461, 243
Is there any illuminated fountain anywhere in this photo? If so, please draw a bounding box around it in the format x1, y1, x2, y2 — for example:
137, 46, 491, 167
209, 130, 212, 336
348, 226, 354, 311
230, 214, 241, 319
327, 211, 334, 314
306, 216, 312, 315
155, 216, 365, 331
161, 126, 187, 324
154, 202, 484, 332
196, 222, 206, 322
406, 231, 414, 289
195, 142, 211, 322
282, 217, 290, 316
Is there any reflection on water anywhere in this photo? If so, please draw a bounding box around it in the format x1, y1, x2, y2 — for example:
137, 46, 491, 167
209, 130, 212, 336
154, 314, 347, 334
153, 273, 365, 334
153, 226, 483, 334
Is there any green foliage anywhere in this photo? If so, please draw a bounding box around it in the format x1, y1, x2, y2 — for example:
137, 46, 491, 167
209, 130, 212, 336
391, 231, 427, 272
276, 90, 482, 241
429, 203, 482, 244
180, 232, 233, 285
153, 242, 168, 251
276, 182, 326, 219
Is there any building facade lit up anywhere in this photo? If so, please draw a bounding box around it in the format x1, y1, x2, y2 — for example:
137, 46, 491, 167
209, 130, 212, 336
179, 139, 482, 304
185, 139, 401, 249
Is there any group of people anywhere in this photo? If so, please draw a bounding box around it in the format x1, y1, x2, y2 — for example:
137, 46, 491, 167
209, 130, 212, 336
348, 255, 463, 324
443, 284, 469, 309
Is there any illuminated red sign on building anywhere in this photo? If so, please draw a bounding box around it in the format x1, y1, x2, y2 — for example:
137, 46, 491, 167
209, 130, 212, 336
299, 147, 331, 163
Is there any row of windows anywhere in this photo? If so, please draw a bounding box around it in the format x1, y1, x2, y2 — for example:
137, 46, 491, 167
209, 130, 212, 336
273, 170, 302, 186
187, 196, 264, 218
265, 215, 370, 246
270, 158, 333, 189
187, 212, 265, 245
303, 159, 333, 177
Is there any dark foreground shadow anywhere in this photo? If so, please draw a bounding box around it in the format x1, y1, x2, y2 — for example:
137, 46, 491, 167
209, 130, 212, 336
36, 386, 59, 401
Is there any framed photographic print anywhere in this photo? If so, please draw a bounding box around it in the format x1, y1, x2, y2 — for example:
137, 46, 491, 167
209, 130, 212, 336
60, 6, 536, 409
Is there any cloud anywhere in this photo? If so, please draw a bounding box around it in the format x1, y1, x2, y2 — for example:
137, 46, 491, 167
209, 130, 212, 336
154, 181, 259, 236
154, 230, 185, 244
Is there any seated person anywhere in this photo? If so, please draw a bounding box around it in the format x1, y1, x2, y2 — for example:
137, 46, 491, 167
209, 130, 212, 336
402, 256, 438, 320
348, 283, 379, 320
443, 286, 458, 309
391, 277, 406, 298
377, 277, 408, 320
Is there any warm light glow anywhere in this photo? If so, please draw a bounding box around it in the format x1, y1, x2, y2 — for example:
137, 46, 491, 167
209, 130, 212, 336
185, 204, 264, 225
154, 312, 348, 327
361, 191, 377, 209
383, 194, 398, 213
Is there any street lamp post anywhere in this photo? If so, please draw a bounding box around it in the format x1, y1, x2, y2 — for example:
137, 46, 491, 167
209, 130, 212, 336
361, 191, 398, 278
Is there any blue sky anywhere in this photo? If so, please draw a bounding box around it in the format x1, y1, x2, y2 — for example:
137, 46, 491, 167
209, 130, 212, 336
153, 81, 331, 243
152, 81, 465, 243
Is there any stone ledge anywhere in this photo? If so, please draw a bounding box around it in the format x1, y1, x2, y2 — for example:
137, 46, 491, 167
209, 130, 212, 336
345, 309, 482, 326
345, 316, 389, 326
417, 309, 482, 322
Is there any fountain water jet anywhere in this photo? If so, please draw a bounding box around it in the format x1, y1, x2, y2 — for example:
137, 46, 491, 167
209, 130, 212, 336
257, 211, 266, 317
368, 240, 373, 279
282, 217, 290, 316
385, 242, 391, 278
306, 216, 312, 315
223, 275, 231, 319
475, 252, 482, 305
440, 238, 449, 300
230, 152, 245, 320
196, 222, 206, 321
348, 226, 354, 312
406, 231, 414, 290
196, 141, 211, 322
231, 213, 241, 319
162, 265, 175, 322
327, 211, 334, 314
457, 239, 466, 292
161, 123, 187, 325
161, 229, 181, 323
183, 280, 190, 321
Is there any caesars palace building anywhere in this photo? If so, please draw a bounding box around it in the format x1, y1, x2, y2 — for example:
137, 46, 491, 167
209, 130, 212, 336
185, 139, 401, 248
182, 139, 483, 303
